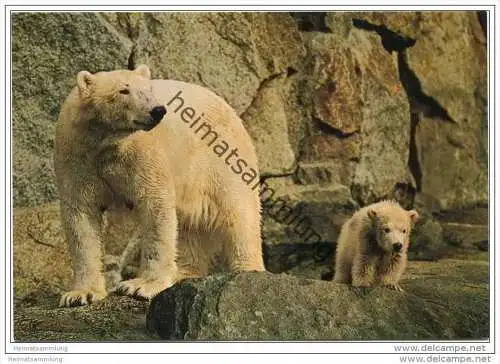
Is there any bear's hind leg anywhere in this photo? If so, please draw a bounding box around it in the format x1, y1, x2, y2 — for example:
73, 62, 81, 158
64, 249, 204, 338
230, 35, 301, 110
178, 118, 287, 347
175, 230, 211, 280
333, 226, 352, 284
222, 207, 265, 273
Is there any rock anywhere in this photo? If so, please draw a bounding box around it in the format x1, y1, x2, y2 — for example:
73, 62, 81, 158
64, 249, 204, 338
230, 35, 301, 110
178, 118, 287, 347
12, 13, 133, 207
387, 11, 487, 211
311, 45, 363, 135
294, 161, 358, 187
263, 241, 334, 280
241, 75, 296, 176
113, 12, 305, 115
297, 22, 414, 206
260, 177, 358, 245
405, 12, 486, 124
14, 295, 151, 341
330, 11, 487, 210
346, 28, 414, 205
147, 259, 488, 340
408, 216, 447, 261
415, 116, 488, 210
344, 12, 422, 39
13, 203, 71, 300
442, 223, 488, 251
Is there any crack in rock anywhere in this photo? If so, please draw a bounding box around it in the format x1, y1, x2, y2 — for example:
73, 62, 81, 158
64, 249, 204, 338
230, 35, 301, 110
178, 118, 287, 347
127, 48, 136, 70
352, 17, 458, 199
95, 13, 134, 53
290, 12, 332, 33
352, 18, 455, 123
259, 166, 298, 184
239, 71, 286, 119
352, 18, 416, 53
397, 51, 456, 123
312, 116, 359, 139
477, 11, 487, 39
408, 113, 423, 192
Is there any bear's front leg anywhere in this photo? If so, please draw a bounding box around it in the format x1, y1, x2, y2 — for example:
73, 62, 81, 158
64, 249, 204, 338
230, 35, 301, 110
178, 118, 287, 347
378, 257, 407, 292
351, 254, 372, 288
115, 202, 178, 300
59, 203, 107, 307
98, 140, 178, 300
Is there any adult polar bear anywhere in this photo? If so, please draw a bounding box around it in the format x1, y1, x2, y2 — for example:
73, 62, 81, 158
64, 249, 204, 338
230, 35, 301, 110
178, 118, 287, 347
55, 65, 265, 307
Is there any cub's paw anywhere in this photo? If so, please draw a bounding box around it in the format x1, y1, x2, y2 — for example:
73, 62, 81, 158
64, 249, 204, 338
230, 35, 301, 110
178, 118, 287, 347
115, 278, 174, 300
351, 282, 372, 297
384, 283, 405, 292
59, 289, 107, 307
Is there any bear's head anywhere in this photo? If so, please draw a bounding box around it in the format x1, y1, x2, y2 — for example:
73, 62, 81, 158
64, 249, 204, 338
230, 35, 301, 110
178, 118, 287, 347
367, 206, 419, 255
76, 65, 166, 132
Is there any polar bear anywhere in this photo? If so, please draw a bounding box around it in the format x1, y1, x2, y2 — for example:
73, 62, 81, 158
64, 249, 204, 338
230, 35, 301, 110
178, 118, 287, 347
333, 200, 419, 291
54, 65, 265, 307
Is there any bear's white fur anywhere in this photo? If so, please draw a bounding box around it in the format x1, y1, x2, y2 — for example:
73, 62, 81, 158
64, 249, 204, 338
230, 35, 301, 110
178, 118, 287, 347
55, 65, 265, 307
333, 200, 419, 291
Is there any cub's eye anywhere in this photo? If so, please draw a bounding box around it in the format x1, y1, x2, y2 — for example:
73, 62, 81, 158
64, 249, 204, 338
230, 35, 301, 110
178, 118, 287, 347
402, 229, 407, 234
119, 89, 130, 95
384, 227, 391, 233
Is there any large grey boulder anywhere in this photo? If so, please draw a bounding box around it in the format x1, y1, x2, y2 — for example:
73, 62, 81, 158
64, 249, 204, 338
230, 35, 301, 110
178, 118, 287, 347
147, 260, 488, 340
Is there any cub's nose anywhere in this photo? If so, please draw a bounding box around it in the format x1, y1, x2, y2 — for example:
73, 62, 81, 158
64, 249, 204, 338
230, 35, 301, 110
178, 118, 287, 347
150, 106, 167, 122
393, 243, 403, 252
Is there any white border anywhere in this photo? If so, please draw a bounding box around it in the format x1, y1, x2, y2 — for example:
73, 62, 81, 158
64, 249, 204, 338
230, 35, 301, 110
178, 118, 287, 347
1, 1, 498, 362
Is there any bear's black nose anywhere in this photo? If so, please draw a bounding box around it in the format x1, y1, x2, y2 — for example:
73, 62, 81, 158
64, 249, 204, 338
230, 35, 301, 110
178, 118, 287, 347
393, 243, 403, 252
150, 106, 167, 122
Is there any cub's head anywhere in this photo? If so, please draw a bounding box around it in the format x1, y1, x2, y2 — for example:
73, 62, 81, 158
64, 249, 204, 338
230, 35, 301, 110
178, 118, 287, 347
367, 204, 419, 255
76, 65, 166, 132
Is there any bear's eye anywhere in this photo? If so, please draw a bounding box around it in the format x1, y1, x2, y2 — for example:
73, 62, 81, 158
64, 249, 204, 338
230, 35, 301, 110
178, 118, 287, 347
119, 89, 130, 95
402, 229, 407, 234
384, 227, 391, 233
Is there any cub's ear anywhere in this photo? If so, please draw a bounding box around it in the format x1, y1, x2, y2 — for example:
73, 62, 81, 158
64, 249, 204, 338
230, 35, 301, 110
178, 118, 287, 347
367, 208, 378, 220
76, 71, 94, 94
408, 209, 420, 224
134, 64, 151, 79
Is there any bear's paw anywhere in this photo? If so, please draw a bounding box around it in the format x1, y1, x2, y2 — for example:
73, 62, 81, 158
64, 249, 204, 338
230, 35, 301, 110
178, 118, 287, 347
59, 289, 107, 307
114, 278, 174, 300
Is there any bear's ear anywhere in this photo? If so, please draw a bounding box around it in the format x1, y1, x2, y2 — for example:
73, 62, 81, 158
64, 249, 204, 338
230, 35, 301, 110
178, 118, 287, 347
76, 71, 94, 94
134, 64, 151, 79
367, 208, 378, 220
408, 209, 419, 224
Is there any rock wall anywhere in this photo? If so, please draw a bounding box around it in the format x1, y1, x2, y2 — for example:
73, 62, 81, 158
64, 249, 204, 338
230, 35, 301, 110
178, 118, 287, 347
12, 12, 488, 259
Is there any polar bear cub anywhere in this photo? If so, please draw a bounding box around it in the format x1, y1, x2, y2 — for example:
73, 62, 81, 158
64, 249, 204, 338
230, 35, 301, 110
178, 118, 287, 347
333, 200, 419, 291
54, 65, 265, 307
